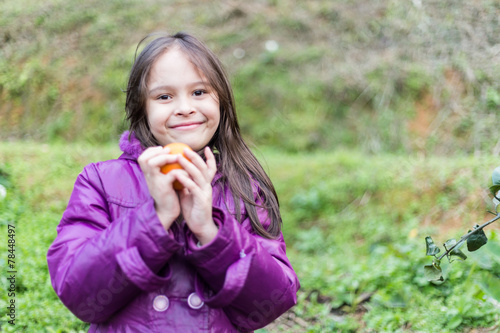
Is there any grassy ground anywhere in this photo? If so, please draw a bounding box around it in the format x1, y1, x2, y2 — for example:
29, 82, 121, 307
1, 142, 500, 332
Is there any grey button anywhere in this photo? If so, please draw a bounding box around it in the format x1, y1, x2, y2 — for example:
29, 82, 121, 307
153, 295, 169, 312
187, 292, 204, 309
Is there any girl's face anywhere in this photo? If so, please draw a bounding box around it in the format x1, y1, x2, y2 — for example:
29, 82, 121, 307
146, 47, 220, 151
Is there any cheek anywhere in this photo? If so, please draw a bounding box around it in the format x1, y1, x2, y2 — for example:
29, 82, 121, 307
209, 111, 221, 133
146, 104, 166, 129
214, 113, 221, 128
211, 101, 221, 125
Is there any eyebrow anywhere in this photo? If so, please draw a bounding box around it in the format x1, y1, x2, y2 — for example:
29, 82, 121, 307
148, 85, 172, 95
148, 81, 210, 95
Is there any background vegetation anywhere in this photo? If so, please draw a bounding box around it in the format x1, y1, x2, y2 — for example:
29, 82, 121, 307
1, 0, 499, 153
2, 144, 500, 332
1, 0, 500, 332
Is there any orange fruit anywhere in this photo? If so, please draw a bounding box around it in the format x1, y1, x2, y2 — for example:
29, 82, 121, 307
160, 142, 193, 190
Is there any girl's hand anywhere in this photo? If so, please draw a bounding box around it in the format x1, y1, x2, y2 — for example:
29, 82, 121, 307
137, 146, 186, 231
173, 147, 218, 245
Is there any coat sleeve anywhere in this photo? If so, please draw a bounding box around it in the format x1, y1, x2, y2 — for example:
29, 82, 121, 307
184, 183, 300, 332
47, 164, 182, 323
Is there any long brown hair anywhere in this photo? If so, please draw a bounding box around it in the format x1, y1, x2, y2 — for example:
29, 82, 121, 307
125, 32, 281, 238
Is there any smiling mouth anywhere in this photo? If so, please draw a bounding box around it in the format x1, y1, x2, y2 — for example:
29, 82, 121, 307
170, 122, 203, 130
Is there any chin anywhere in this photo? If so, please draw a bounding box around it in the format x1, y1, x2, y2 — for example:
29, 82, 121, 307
172, 141, 202, 152
180, 138, 210, 151
161, 134, 212, 152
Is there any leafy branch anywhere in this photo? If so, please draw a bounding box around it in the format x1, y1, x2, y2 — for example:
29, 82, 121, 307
424, 166, 500, 282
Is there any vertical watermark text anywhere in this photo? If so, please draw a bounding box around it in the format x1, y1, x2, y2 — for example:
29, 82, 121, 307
5, 224, 16, 325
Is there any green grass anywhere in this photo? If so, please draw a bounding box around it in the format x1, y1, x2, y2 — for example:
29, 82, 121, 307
1, 142, 500, 332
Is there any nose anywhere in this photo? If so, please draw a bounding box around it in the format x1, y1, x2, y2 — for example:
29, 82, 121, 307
174, 96, 196, 116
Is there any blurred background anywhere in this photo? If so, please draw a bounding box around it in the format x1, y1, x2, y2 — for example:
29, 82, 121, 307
1, 0, 498, 153
1, 0, 500, 332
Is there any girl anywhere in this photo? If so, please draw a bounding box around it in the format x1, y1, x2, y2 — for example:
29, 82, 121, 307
47, 32, 299, 332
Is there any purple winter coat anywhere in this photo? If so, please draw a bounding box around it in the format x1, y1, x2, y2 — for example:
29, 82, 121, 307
47, 132, 300, 333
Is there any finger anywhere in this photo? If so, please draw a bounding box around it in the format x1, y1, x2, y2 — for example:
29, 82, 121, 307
164, 169, 191, 190
177, 155, 206, 185
142, 146, 170, 159
148, 154, 179, 170
165, 168, 189, 178
138, 146, 170, 166
137, 146, 161, 164
204, 147, 217, 180
172, 171, 198, 193
183, 148, 208, 173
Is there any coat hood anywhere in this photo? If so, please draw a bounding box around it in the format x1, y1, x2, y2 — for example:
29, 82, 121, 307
119, 131, 145, 160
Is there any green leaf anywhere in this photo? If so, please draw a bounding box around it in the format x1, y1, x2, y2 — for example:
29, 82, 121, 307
492, 166, 500, 185
450, 248, 467, 261
483, 240, 500, 265
467, 225, 488, 252
494, 195, 500, 212
425, 236, 440, 256
444, 239, 467, 261
443, 238, 457, 250
489, 184, 500, 197
446, 314, 462, 330
424, 259, 443, 281
476, 272, 500, 302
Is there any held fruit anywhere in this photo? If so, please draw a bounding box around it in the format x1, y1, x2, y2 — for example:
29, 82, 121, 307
160, 142, 192, 190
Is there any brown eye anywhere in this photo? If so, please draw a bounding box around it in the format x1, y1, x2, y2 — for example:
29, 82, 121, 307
193, 90, 206, 97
